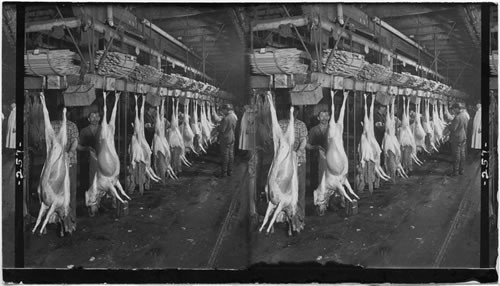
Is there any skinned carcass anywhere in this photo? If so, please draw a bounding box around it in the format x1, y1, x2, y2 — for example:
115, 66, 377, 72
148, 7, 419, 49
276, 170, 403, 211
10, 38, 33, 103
398, 97, 423, 173
422, 99, 439, 152
432, 101, 444, 145
207, 102, 219, 143
86, 91, 131, 216
382, 97, 409, 180
356, 93, 390, 193
259, 91, 303, 236
169, 97, 192, 167
33, 92, 76, 235
212, 104, 222, 123
313, 90, 359, 216
199, 102, 212, 148
413, 99, 429, 154
152, 98, 177, 181
129, 94, 161, 186
181, 99, 198, 155
191, 100, 207, 154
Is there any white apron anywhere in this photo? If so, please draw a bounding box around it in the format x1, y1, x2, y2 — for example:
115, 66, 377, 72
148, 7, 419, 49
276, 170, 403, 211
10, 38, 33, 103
5, 107, 16, 149
471, 107, 481, 149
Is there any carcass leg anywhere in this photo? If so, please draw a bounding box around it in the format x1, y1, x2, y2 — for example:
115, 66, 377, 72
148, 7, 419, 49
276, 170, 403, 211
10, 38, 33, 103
115, 180, 131, 201
258, 202, 276, 232
167, 166, 178, 180
145, 166, 161, 182
108, 185, 126, 203
39, 203, 57, 235
412, 153, 423, 166
32, 201, 48, 233
343, 180, 360, 200
375, 165, 391, 181
181, 155, 192, 167
266, 202, 285, 234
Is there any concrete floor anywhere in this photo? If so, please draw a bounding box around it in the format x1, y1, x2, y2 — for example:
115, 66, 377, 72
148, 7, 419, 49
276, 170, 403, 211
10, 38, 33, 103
250, 149, 494, 268
24, 149, 249, 269
11, 146, 499, 269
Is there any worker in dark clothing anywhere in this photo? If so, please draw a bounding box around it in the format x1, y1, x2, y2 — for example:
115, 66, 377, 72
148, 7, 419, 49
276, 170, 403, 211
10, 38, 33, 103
448, 103, 470, 176
216, 103, 238, 177
144, 105, 156, 145
306, 110, 330, 189
373, 104, 387, 146
374, 104, 387, 168
78, 111, 101, 192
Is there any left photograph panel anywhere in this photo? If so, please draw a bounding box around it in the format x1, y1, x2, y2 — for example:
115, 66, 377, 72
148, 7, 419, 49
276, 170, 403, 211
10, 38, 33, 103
12, 3, 249, 270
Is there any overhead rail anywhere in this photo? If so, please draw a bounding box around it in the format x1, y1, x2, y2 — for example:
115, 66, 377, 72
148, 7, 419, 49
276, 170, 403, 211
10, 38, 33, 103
251, 15, 445, 80
26, 17, 215, 83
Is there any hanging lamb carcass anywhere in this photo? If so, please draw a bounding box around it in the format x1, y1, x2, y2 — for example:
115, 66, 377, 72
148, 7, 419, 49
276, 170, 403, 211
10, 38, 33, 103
152, 98, 177, 181
129, 94, 161, 194
33, 92, 76, 235
168, 97, 192, 168
313, 90, 359, 216
86, 91, 131, 216
356, 93, 390, 194
259, 91, 303, 236
413, 99, 430, 154
382, 96, 409, 181
422, 99, 439, 152
398, 96, 423, 173
191, 100, 207, 154
181, 98, 198, 155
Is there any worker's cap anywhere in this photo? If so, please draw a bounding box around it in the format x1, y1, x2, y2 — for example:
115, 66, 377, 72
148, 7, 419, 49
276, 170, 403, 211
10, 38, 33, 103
222, 103, 234, 110
451, 103, 461, 110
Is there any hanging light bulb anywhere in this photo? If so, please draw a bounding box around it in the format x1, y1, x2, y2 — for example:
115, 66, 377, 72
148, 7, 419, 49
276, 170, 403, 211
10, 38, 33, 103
364, 44, 369, 54
135, 46, 140, 56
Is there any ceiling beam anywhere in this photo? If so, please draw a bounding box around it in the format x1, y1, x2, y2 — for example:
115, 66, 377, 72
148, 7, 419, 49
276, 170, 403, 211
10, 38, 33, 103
131, 6, 220, 21
361, 4, 456, 19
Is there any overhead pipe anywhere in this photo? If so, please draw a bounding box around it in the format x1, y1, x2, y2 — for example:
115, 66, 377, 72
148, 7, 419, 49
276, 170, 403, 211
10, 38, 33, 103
92, 21, 214, 81
372, 16, 444, 65
337, 4, 344, 25
250, 15, 443, 80
142, 18, 202, 61
251, 15, 309, 31
25, 17, 81, 33
319, 20, 444, 80
25, 17, 214, 82
107, 6, 114, 27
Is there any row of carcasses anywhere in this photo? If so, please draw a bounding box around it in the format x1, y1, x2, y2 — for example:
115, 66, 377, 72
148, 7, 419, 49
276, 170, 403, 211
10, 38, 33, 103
257, 90, 458, 236
32, 91, 222, 236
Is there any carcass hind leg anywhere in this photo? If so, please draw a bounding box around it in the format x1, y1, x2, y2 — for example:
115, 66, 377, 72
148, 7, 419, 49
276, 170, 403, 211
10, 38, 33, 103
343, 180, 360, 200
167, 166, 178, 180
375, 165, 391, 181
32, 202, 48, 233
336, 183, 354, 203
108, 185, 126, 203
259, 202, 276, 233
115, 180, 131, 201
39, 203, 57, 235
266, 202, 285, 234
145, 166, 161, 182
412, 153, 423, 166
181, 155, 192, 167
397, 166, 409, 179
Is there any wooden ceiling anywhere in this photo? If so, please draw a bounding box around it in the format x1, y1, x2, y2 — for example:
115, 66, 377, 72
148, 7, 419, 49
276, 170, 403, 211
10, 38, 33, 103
130, 4, 246, 89
360, 4, 481, 93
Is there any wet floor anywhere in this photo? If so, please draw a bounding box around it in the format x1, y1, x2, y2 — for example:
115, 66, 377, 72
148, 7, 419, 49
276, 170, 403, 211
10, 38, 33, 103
250, 149, 489, 268
24, 150, 249, 269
